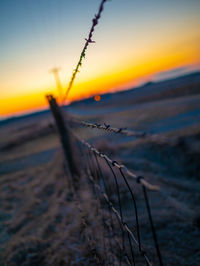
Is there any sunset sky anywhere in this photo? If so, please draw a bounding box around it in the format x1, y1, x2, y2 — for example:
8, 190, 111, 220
0, 0, 200, 118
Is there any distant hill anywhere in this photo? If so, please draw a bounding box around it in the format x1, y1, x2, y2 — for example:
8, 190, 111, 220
70, 71, 200, 108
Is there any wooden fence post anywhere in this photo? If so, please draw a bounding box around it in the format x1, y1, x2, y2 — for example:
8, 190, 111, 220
46, 94, 80, 184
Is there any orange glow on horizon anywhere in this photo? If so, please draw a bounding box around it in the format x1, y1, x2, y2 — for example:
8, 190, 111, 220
66, 45, 199, 101
0, 32, 199, 118
1, 0, 199, 118
0, 92, 49, 117
1, 59, 199, 117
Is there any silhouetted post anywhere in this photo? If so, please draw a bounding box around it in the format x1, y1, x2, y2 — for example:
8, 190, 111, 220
46, 94, 80, 185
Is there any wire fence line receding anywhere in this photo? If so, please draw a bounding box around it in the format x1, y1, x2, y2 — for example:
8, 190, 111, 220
63, 0, 109, 103
86, 167, 152, 265
47, 95, 164, 265
79, 132, 163, 265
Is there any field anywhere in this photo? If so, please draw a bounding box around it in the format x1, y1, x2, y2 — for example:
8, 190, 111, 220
0, 73, 200, 265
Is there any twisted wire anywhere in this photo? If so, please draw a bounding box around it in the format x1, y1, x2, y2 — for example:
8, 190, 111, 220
65, 118, 162, 264
63, 0, 109, 102
84, 145, 143, 264
71, 119, 147, 138
80, 138, 159, 191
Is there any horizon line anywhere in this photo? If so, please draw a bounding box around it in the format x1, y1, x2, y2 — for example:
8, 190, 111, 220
1, 69, 199, 122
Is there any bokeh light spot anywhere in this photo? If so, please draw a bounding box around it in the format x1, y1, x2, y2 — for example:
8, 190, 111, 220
94, 95, 101, 101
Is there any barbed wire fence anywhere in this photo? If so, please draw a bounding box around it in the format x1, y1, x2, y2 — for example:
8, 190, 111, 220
47, 94, 164, 265
46, 0, 165, 264
74, 119, 163, 264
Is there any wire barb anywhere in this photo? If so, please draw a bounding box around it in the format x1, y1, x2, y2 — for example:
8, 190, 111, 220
78, 137, 159, 191
70, 118, 147, 138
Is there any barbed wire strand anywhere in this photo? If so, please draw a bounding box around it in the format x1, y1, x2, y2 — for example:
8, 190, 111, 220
69, 126, 159, 190
80, 139, 159, 191
62, 0, 109, 103
85, 155, 137, 265
77, 124, 131, 265
81, 136, 163, 264
70, 118, 147, 138
82, 140, 153, 265
104, 150, 163, 266
84, 144, 132, 264
67, 125, 161, 264
68, 117, 171, 145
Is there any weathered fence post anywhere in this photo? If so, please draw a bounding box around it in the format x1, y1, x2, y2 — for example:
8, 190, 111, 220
46, 94, 80, 185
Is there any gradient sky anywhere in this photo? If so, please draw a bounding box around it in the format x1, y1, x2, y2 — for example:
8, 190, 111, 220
0, 0, 200, 117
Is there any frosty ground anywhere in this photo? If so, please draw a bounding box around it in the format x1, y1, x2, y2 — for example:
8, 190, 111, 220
0, 73, 200, 265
